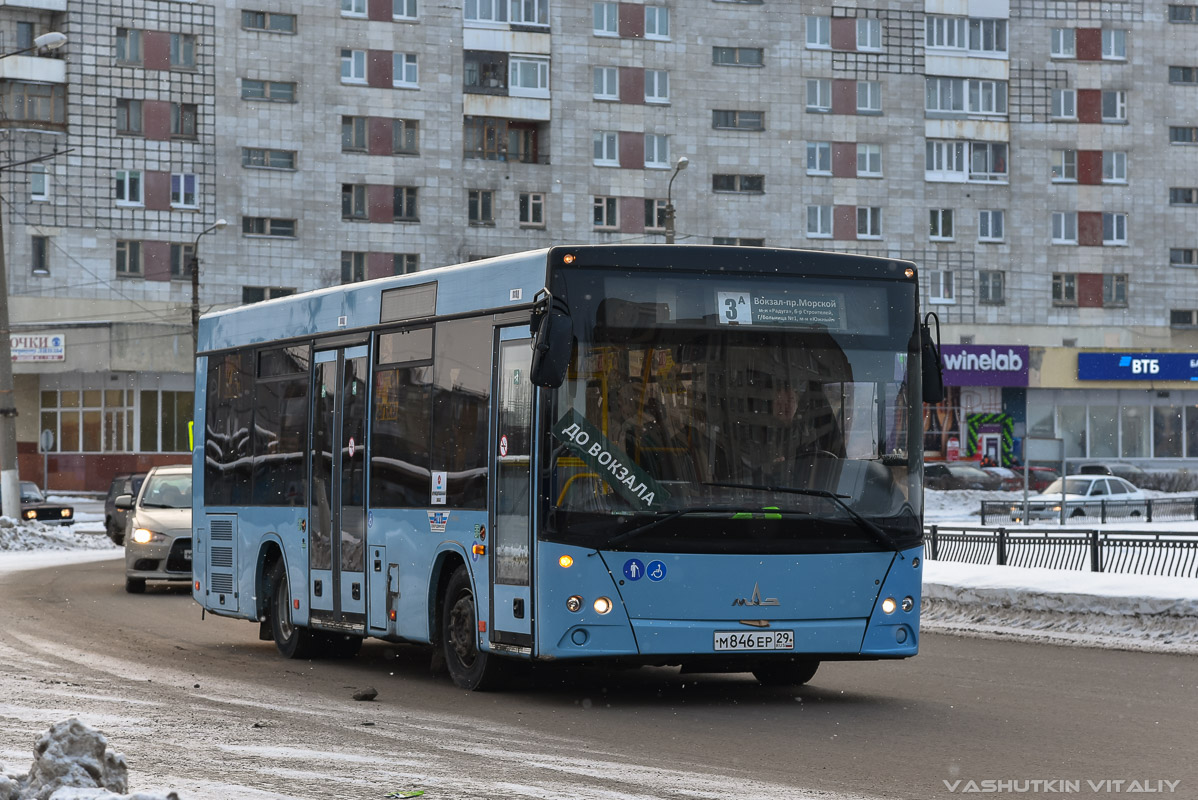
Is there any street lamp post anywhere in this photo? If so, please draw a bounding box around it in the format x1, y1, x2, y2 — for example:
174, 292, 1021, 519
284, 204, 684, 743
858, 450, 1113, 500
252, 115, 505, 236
0, 32, 67, 520
664, 155, 689, 245
190, 219, 227, 354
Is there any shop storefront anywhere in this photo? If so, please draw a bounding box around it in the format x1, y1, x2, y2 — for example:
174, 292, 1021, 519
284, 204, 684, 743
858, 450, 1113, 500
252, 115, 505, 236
926, 345, 1028, 465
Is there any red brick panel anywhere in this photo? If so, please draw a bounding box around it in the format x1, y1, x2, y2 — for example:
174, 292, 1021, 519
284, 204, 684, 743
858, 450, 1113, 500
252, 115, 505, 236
619, 66, 645, 104
832, 79, 857, 115
143, 240, 172, 282
368, 117, 392, 155
1077, 273, 1104, 307
832, 142, 855, 177
368, 184, 393, 223
144, 171, 172, 211
619, 131, 644, 169
368, 49, 393, 88
369, 0, 392, 21
1078, 211, 1103, 246
367, 251, 394, 280
143, 31, 171, 71
833, 205, 857, 240
1078, 150, 1102, 185
831, 18, 856, 51
618, 3, 643, 38
620, 196, 645, 234
144, 100, 172, 140
1076, 28, 1102, 61
1077, 89, 1102, 123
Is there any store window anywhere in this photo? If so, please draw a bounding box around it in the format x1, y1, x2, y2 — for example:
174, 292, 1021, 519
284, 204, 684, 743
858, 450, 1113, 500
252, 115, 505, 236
40, 389, 134, 453
140, 390, 194, 452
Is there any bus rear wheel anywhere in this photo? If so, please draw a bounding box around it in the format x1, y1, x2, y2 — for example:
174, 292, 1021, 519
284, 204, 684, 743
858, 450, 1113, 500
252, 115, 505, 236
752, 658, 820, 687
441, 565, 506, 691
269, 561, 316, 659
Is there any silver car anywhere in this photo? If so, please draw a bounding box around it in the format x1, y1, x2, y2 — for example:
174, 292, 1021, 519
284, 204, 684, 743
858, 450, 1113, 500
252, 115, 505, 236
119, 465, 192, 594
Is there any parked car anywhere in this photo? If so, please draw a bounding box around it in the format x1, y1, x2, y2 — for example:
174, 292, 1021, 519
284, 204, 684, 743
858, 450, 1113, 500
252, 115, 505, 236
104, 472, 147, 545
1010, 466, 1060, 492
3, 482, 74, 525
1078, 463, 1149, 484
981, 466, 1022, 490
1011, 474, 1148, 521
925, 462, 1004, 490
119, 465, 192, 594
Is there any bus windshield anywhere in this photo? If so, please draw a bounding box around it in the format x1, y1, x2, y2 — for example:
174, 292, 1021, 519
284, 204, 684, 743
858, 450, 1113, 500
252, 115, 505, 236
544, 266, 923, 553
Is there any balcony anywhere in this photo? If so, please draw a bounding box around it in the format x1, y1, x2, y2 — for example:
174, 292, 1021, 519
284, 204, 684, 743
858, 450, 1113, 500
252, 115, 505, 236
0, 0, 68, 9
0, 53, 66, 84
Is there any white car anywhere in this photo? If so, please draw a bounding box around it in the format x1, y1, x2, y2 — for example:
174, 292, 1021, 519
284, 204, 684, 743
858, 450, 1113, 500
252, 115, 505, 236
1011, 474, 1148, 521
118, 465, 192, 593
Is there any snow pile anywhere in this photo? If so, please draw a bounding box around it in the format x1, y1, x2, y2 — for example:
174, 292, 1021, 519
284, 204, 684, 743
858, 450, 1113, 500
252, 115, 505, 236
0, 719, 179, 800
0, 519, 117, 553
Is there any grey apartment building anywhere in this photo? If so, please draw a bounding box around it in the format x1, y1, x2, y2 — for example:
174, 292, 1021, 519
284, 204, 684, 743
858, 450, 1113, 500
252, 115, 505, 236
2, 0, 1198, 489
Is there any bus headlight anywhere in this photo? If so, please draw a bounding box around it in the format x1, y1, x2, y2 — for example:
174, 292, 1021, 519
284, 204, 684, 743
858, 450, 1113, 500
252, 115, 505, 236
881, 597, 897, 614
593, 597, 612, 615
566, 595, 583, 613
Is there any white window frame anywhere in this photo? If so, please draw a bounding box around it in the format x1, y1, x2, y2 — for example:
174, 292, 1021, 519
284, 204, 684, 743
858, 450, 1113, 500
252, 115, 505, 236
925, 140, 967, 182
511, 0, 549, 26
341, 49, 367, 83
509, 55, 549, 98
393, 0, 418, 20
929, 208, 955, 241
1052, 89, 1077, 120
1052, 211, 1078, 244
978, 209, 1005, 242
644, 133, 669, 168
806, 205, 832, 238
1051, 149, 1077, 182
645, 69, 669, 103
1102, 90, 1127, 123
1103, 212, 1128, 245
393, 53, 418, 88
1102, 29, 1126, 60
928, 269, 955, 304
969, 79, 1007, 115
518, 191, 545, 227
926, 16, 967, 50
645, 6, 669, 40
1103, 151, 1128, 183
593, 66, 618, 100
170, 172, 198, 209
806, 16, 830, 49
968, 18, 1007, 55
593, 196, 618, 229
341, 0, 367, 17
1051, 28, 1075, 58
926, 77, 965, 114
115, 169, 143, 206
969, 141, 1007, 182
30, 165, 48, 201
593, 131, 619, 166
857, 143, 882, 176
806, 141, 831, 175
806, 78, 831, 112
857, 18, 882, 51
466, 0, 508, 23
857, 206, 882, 239
592, 2, 618, 35
857, 80, 881, 113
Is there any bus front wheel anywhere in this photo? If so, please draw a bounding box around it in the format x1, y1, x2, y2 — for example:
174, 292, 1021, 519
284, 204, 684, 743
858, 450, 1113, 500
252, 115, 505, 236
268, 561, 316, 659
441, 565, 506, 691
752, 658, 820, 687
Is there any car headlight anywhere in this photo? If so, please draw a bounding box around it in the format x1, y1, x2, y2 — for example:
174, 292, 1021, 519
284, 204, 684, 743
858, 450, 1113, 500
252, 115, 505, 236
22, 509, 36, 520
130, 528, 165, 544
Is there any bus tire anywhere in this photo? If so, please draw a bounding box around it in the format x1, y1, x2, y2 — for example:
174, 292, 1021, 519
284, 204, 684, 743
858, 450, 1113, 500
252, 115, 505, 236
752, 658, 819, 687
268, 561, 316, 659
441, 565, 506, 691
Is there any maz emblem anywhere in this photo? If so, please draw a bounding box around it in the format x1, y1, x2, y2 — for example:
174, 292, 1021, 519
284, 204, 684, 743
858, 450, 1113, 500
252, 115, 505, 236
732, 582, 779, 607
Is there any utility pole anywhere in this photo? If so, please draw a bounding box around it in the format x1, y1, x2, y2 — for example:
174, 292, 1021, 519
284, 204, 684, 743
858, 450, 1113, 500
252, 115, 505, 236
190, 219, 227, 355
664, 155, 689, 244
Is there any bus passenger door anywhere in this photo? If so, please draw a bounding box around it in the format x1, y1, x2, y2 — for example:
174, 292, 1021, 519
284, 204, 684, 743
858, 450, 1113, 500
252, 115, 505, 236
309, 345, 369, 632
490, 328, 534, 649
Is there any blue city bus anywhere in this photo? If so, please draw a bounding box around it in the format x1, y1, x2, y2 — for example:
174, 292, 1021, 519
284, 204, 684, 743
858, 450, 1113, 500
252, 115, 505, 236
192, 245, 941, 690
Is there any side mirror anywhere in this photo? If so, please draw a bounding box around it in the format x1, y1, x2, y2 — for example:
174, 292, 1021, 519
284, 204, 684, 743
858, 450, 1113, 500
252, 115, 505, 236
921, 313, 945, 405
115, 494, 133, 511
530, 290, 573, 388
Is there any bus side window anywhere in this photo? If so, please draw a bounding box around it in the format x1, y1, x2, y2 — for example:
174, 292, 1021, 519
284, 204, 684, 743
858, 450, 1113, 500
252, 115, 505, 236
432, 317, 493, 508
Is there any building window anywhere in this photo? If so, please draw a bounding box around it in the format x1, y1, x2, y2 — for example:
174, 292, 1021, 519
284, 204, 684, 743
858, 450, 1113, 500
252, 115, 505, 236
969, 18, 1007, 54
1102, 275, 1128, 306
1172, 187, 1198, 205
645, 69, 669, 103
1051, 89, 1076, 120
857, 18, 882, 50
1051, 149, 1077, 181
645, 6, 669, 39
394, 0, 418, 19
1052, 273, 1077, 305
342, 116, 366, 151
593, 131, 618, 165
1052, 212, 1078, 244
116, 240, 143, 276
925, 140, 966, 180
1169, 5, 1198, 22
342, 0, 367, 14
116, 28, 143, 64
928, 270, 954, 304
1102, 29, 1126, 59
970, 142, 1007, 181
1102, 151, 1128, 183
979, 209, 1005, 242
242, 11, 297, 32
1170, 247, 1198, 266
171, 103, 197, 138
712, 174, 764, 193
395, 186, 419, 221
512, 0, 548, 26
464, 117, 542, 163
242, 79, 296, 102
857, 81, 882, 113
116, 99, 143, 135
806, 78, 831, 112
1051, 28, 1075, 58
806, 141, 831, 174
1103, 212, 1128, 245
30, 165, 47, 201
42, 388, 139, 454
170, 33, 196, 69
509, 56, 548, 98
1170, 309, 1198, 327
593, 196, 618, 229
1102, 90, 1127, 122
1170, 126, 1198, 143
115, 170, 143, 206
169, 243, 195, 279
712, 110, 764, 130
806, 16, 830, 48
341, 251, 366, 283
342, 183, 367, 220
394, 119, 419, 154
926, 16, 966, 49
929, 208, 955, 241
31, 236, 49, 275
857, 206, 882, 238
713, 46, 764, 66
468, 190, 495, 225
593, 2, 618, 35
242, 217, 296, 237
394, 53, 418, 87
926, 77, 1007, 115
171, 173, 198, 208
857, 144, 882, 176
341, 49, 366, 83
979, 271, 1004, 304
394, 254, 419, 274
806, 205, 832, 238
519, 192, 545, 227
242, 286, 296, 303
593, 66, 618, 100
644, 134, 669, 168
1173, 67, 1198, 87
645, 198, 667, 231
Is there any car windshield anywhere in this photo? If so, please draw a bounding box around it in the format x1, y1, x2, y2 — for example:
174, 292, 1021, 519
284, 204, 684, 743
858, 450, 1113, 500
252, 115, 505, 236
1041, 478, 1092, 495
140, 473, 192, 509
19, 483, 44, 503
950, 465, 989, 477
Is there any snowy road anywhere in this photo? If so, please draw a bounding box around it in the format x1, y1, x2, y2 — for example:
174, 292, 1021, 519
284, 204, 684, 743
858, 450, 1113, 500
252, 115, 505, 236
1, 555, 1195, 799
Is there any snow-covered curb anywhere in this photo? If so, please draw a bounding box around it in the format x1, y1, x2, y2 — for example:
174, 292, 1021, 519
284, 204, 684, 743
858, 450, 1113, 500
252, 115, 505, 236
922, 560, 1198, 653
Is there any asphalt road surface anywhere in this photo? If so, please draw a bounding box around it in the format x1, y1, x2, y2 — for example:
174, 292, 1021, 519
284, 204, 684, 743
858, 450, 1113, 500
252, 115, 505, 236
0, 557, 1193, 799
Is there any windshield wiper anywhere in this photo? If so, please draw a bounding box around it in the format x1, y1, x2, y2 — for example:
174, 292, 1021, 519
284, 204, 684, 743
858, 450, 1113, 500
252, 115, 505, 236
701, 482, 905, 556
606, 505, 810, 547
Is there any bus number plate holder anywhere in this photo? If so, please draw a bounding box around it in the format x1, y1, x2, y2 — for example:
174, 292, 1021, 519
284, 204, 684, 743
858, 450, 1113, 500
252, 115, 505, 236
713, 630, 795, 651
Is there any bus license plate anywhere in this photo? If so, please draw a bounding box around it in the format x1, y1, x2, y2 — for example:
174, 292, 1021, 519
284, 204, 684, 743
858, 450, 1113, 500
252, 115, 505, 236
713, 630, 794, 651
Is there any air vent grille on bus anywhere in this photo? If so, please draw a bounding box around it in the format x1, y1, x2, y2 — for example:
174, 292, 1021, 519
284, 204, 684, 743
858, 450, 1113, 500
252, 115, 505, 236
210, 519, 233, 541
210, 573, 234, 594
211, 546, 233, 569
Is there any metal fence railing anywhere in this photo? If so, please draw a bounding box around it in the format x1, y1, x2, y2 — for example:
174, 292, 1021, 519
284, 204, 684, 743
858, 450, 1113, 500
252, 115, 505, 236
980, 497, 1198, 526
924, 525, 1198, 578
